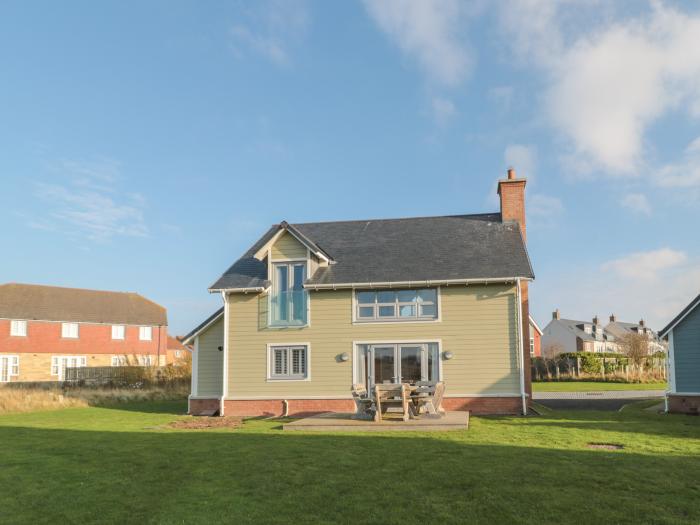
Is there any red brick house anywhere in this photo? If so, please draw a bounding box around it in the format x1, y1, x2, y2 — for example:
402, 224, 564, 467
0, 283, 167, 382
166, 336, 192, 365
529, 316, 542, 357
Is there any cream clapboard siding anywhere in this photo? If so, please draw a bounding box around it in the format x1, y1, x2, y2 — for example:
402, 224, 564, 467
227, 284, 519, 398
270, 231, 307, 260
197, 316, 224, 396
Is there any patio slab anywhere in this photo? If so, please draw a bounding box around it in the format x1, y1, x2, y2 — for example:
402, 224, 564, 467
283, 411, 469, 432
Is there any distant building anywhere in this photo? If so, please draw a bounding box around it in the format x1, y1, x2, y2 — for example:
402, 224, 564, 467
166, 336, 192, 365
542, 310, 618, 356
0, 283, 167, 382
605, 315, 665, 354
529, 316, 542, 357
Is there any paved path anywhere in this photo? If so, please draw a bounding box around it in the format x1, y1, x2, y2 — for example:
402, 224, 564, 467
533, 390, 665, 411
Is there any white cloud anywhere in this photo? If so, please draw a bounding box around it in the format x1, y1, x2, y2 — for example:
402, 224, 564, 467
601, 247, 686, 281
430, 96, 457, 126
654, 136, 700, 188
230, 0, 309, 66
504, 144, 537, 181
31, 160, 148, 242
500, 2, 700, 176
533, 248, 700, 330
621, 192, 652, 215
362, 0, 475, 86
528, 193, 564, 230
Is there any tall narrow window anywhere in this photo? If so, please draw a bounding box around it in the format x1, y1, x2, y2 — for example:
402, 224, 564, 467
269, 345, 308, 380
61, 323, 79, 339
271, 262, 307, 326
0, 356, 19, 382
10, 320, 27, 337
139, 326, 152, 341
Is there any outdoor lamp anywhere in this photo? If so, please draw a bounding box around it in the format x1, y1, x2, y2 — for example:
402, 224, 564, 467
339, 352, 350, 362
443, 351, 454, 360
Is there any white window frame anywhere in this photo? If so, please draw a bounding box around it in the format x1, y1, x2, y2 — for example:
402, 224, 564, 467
0, 355, 19, 382
61, 322, 79, 339
10, 320, 27, 337
268, 260, 309, 328
139, 326, 153, 341
135, 355, 154, 366
353, 288, 441, 324
51, 355, 87, 380
530, 337, 535, 357
266, 343, 311, 381
111, 355, 128, 367
111, 325, 125, 340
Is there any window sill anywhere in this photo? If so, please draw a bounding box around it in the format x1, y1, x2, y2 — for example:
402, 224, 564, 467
267, 324, 309, 330
266, 377, 311, 382
352, 318, 441, 325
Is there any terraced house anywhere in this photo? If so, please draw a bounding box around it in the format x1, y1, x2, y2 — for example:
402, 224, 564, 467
185, 169, 535, 416
0, 283, 168, 382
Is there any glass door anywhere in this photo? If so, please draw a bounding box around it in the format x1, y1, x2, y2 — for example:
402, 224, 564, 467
369, 345, 397, 388
0, 357, 8, 382
399, 345, 423, 384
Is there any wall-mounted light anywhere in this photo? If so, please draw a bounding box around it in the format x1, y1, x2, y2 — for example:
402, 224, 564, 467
442, 351, 453, 360
218, 346, 223, 352
339, 352, 350, 362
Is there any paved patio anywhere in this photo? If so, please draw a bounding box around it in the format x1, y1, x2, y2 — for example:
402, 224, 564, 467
283, 411, 469, 432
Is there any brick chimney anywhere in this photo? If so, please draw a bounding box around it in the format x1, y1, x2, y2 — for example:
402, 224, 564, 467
609, 314, 616, 323
593, 316, 599, 325
553, 309, 560, 320
498, 167, 527, 242
639, 319, 645, 327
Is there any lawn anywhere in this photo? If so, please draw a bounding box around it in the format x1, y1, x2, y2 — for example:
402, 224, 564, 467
0, 400, 698, 524
533, 381, 668, 392
532, 381, 668, 392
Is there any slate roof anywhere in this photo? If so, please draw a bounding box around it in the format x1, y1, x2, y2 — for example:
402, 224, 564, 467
659, 293, 700, 338
550, 318, 614, 342
182, 306, 224, 344
607, 321, 660, 341
0, 283, 167, 325
210, 213, 534, 291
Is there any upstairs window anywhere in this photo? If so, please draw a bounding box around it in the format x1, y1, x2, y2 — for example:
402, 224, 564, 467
355, 288, 438, 322
61, 323, 79, 339
111, 325, 125, 340
10, 320, 27, 337
270, 262, 308, 326
269, 345, 308, 380
139, 326, 152, 341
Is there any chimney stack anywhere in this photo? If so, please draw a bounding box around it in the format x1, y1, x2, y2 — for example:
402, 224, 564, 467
553, 309, 560, 320
497, 167, 527, 242
593, 316, 599, 325
609, 314, 616, 323
639, 319, 645, 327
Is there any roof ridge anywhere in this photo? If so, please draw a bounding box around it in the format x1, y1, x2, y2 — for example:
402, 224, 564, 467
2, 282, 140, 296
291, 212, 501, 227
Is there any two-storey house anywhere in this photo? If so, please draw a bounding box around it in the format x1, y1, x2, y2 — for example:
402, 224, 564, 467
605, 315, 666, 354
185, 169, 534, 416
542, 310, 618, 356
0, 283, 167, 382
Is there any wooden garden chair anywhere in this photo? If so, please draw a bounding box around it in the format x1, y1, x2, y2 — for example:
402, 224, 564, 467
374, 383, 410, 422
351, 383, 374, 420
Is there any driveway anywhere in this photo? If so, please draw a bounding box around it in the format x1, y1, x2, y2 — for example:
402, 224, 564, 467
533, 390, 666, 411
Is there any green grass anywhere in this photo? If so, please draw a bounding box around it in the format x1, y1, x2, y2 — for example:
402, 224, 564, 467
1, 400, 698, 524
533, 381, 668, 392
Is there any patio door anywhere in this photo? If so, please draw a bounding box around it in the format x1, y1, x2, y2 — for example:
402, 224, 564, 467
366, 344, 436, 390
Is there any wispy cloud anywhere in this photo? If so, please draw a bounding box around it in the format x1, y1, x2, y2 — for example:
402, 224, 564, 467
601, 247, 687, 282
654, 136, 700, 189
362, 0, 475, 87
504, 144, 537, 182
430, 96, 457, 126
230, 0, 310, 66
30, 159, 148, 242
621, 192, 652, 215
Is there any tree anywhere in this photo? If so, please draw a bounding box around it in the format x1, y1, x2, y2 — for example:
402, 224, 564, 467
618, 333, 649, 380
542, 342, 564, 359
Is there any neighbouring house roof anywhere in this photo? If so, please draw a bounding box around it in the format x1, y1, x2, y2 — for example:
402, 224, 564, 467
0, 283, 167, 326
548, 318, 614, 342
529, 315, 543, 335
167, 336, 191, 352
209, 213, 534, 291
606, 321, 660, 341
659, 293, 700, 338
182, 307, 224, 345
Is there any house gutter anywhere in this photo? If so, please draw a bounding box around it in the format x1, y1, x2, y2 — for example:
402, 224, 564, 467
516, 278, 527, 416
304, 277, 532, 290
220, 291, 229, 417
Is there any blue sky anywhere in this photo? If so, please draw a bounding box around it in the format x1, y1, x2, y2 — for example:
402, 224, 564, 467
1, 0, 699, 334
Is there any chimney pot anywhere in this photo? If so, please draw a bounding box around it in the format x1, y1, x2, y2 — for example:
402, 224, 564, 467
553, 309, 560, 320
507, 167, 516, 180
609, 314, 616, 323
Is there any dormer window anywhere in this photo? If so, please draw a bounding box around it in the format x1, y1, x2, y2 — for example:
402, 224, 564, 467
271, 262, 308, 326
583, 324, 592, 334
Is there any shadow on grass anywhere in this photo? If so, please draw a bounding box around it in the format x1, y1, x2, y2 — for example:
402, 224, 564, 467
89, 398, 188, 415
0, 418, 698, 524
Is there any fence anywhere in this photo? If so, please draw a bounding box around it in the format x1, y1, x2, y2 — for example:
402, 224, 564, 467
531, 353, 667, 382
64, 366, 189, 388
